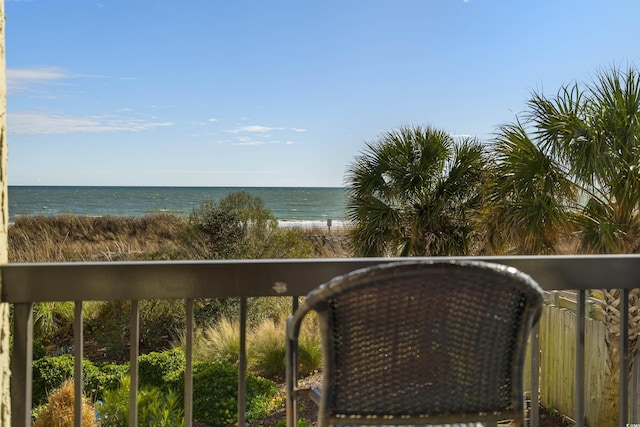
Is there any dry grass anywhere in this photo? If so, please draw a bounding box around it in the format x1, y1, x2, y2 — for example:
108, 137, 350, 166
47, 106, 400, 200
32, 379, 98, 427
8, 214, 353, 263
9, 214, 188, 262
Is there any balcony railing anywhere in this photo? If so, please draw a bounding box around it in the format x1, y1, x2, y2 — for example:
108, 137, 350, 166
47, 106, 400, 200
2, 256, 640, 427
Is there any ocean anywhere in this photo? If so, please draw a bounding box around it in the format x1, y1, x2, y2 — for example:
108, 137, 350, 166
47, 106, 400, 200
8, 186, 348, 227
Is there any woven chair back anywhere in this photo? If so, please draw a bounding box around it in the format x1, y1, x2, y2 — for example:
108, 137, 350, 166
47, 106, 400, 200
306, 260, 543, 422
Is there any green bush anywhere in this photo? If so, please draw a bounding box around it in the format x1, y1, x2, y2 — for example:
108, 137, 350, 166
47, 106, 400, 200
32, 355, 74, 406
182, 200, 246, 259
180, 192, 313, 261
139, 347, 185, 389
32, 355, 128, 406
87, 299, 186, 360
97, 375, 184, 427
170, 360, 277, 426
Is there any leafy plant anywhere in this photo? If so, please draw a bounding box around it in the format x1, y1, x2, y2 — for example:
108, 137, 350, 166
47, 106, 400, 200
170, 360, 277, 426
97, 375, 184, 427
32, 355, 128, 406
139, 347, 185, 389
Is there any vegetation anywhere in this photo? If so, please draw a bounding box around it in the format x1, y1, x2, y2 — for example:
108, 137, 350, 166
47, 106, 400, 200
32, 380, 98, 427
484, 65, 640, 427
8, 213, 187, 262
342, 66, 640, 426
31, 348, 281, 427
97, 375, 184, 427
181, 191, 315, 260
345, 125, 487, 256
10, 194, 334, 426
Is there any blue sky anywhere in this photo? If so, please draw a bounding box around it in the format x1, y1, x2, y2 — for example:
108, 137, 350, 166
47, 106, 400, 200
6, 0, 640, 187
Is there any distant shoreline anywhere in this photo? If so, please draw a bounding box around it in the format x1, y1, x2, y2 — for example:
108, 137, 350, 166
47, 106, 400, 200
9, 213, 350, 230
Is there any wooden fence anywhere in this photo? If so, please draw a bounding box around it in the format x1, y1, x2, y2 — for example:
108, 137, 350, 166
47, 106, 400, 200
526, 292, 639, 426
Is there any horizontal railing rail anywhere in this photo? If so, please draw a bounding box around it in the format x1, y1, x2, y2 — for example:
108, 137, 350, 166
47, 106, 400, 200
3, 255, 640, 427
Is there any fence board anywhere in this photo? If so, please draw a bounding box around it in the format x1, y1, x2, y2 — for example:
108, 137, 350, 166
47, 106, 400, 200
535, 304, 606, 426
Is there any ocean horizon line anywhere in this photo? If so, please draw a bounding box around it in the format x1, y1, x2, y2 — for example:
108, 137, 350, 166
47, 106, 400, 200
8, 184, 347, 189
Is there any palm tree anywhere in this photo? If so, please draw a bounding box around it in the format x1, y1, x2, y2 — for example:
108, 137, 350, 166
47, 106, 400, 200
345, 125, 487, 257
480, 119, 576, 254
487, 65, 640, 426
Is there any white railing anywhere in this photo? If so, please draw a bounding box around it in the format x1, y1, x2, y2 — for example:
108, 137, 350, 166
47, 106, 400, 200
3, 255, 640, 427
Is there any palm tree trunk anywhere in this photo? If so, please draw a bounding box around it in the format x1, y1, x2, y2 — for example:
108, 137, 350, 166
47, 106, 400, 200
597, 288, 640, 427
598, 328, 619, 427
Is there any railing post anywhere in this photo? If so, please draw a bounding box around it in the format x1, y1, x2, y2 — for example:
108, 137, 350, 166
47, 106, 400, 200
529, 322, 540, 427
73, 301, 83, 427
184, 299, 194, 427
129, 300, 140, 427
238, 297, 248, 427
576, 290, 585, 427
11, 303, 33, 427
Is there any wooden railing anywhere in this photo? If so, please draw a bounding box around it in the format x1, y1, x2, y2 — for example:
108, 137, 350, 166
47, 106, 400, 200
2, 255, 639, 427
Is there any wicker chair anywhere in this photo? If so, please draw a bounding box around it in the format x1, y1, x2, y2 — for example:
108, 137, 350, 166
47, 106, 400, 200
285, 260, 543, 427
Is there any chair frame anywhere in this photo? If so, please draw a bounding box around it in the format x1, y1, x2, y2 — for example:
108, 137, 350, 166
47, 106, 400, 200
285, 260, 543, 427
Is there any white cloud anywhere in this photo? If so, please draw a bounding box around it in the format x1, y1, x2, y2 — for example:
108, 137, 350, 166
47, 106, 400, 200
291, 128, 307, 132
232, 136, 265, 146
8, 112, 173, 135
225, 125, 284, 134
208, 118, 219, 122
7, 67, 71, 93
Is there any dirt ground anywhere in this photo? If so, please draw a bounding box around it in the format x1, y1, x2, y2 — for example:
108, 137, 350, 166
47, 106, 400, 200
207, 382, 574, 427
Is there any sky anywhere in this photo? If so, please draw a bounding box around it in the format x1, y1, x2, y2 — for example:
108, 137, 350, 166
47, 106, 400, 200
5, 0, 640, 187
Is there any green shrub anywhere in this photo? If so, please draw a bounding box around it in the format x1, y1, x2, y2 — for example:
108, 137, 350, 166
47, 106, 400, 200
139, 300, 185, 352
139, 347, 185, 389
87, 299, 186, 360
32, 355, 128, 406
32, 355, 75, 406
92, 362, 130, 398
170, 361, 277, 426
97, 375, 184, 427
182, 200, 246, 259
138, 386, 184, 427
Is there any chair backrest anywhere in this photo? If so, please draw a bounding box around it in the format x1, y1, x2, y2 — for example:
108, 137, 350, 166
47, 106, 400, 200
304, 260, 543, 425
